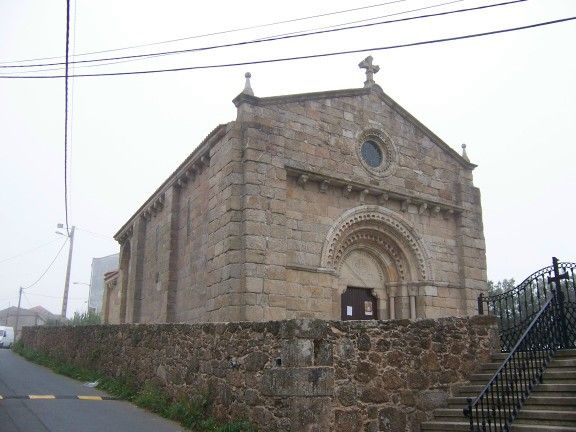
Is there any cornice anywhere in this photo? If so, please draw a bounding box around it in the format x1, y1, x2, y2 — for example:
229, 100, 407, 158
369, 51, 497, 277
285, 165, 463, 219
114, 123, 230, 242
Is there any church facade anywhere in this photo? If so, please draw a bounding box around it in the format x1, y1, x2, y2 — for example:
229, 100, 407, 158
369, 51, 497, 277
105, 58, 487, 324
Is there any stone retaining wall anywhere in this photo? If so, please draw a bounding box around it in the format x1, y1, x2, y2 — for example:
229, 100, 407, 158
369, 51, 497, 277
21, 316, 498, 431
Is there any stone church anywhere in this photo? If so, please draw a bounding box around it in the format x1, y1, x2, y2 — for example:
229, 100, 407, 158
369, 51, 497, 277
104, 57, 487, 325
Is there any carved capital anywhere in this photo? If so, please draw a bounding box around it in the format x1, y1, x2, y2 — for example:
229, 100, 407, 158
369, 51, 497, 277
401, 199, 410, 212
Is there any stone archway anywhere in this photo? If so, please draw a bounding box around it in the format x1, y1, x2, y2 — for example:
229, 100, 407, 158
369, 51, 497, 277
321, 206, 432, 320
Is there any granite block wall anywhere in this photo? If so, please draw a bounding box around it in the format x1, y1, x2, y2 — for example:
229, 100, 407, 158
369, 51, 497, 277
21, 315, 498, 432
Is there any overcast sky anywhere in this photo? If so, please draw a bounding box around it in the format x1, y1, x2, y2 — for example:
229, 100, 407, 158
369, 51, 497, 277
0, 0, 574, 317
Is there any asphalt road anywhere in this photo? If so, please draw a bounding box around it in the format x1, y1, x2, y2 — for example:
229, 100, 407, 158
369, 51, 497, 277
0, 349, 183, 432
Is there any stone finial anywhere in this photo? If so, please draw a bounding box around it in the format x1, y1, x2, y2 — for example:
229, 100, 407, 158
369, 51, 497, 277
461, 143, 470, 162
242, 72, 254, 96
358, 56, 380, 88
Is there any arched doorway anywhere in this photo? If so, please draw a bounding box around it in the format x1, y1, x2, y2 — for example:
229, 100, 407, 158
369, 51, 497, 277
339, 249, 384, 320
321, 206, 431, 321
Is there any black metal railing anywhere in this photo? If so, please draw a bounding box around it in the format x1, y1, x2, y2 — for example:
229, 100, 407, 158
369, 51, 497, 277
464, 294, 562, 431
465, 257, 574, 431
478, 259, 576, 351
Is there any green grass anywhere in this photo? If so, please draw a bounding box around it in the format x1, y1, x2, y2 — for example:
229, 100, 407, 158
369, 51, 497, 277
12, 342, 255, 432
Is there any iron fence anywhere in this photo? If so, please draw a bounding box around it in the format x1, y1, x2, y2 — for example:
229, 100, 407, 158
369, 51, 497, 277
466, 257, 574, 431
478, 260, 576, 351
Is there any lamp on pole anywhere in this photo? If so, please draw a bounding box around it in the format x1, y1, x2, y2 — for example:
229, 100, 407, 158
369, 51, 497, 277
57, 224, 75, 318
73, 281, 91, 313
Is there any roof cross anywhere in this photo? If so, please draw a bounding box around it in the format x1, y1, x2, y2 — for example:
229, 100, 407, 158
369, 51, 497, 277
359, 56, 380, 88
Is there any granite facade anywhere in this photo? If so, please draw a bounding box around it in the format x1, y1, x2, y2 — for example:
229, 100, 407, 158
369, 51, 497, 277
108, 82, 486, 324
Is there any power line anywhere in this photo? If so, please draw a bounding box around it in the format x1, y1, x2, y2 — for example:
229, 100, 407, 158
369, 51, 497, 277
75, 227, 116, 241
22, 240, 69, 290
25, 292, 85, 300
0, 0, 412, 66
0, 239, 61, 265
1, 16, 573, 80
252, 0, 467, 41
0, 0, 524, 71
0, 56, 158, 76
64, 0, 71, 232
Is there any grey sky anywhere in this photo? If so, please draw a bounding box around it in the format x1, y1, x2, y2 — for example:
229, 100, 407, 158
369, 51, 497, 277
1, 0, 574, 316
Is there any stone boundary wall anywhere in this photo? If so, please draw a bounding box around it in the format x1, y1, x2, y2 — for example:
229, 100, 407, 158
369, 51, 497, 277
21, 316, 498, 431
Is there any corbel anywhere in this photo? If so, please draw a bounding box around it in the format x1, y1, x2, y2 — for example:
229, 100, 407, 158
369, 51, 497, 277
359, 189, 370, 203
297, 174, 309, 188
401, 198, 410, 212
343, 184, 353, 198
320, 180, 330, 193
176, 177, 187, 189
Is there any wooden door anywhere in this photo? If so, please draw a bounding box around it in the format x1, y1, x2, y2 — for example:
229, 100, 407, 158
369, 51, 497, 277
341, 287, 378, 320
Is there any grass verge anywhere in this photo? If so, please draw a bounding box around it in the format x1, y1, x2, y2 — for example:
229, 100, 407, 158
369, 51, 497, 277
12, 341, 255, 432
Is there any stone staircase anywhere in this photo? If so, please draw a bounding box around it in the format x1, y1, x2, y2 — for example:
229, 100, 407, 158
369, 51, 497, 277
421, 349, 576, 432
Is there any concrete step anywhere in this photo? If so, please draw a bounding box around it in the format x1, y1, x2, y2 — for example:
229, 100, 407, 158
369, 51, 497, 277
457, 383, 576, 397
447, 399, 576, 412
480, 361, 576, 373
432, 407, 576, 425
523, 396, 576, 411
469, 370, 576, 384
491, 350, 576, 361
532, 384, 576, 397
421, 421, 576, 431
516, 409, 576, 427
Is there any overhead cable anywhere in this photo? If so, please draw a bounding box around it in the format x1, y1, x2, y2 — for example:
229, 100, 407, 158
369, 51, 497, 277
22, 240, 69, 290
0, 0, 525, 70
1, 17, 573, 80
0, 239, 61, 265
0, 0, 412, 65
252, 0, 468, 41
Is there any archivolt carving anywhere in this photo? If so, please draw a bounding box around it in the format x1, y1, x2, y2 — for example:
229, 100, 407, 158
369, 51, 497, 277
321, 205, 431, 281
336, 231, 406, 281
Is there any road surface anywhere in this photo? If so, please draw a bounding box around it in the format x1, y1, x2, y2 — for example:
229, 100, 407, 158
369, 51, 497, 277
0, 349, 183, 432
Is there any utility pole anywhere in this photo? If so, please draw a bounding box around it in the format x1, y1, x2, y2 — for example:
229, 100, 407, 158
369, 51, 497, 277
15, 287, 22, 339
61, 225, 75, 318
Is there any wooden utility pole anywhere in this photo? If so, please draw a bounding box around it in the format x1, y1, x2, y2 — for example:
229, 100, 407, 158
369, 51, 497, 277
61, 226, 75, 318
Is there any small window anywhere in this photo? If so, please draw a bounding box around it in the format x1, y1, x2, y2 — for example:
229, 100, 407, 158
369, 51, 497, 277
361, 140, 382, 167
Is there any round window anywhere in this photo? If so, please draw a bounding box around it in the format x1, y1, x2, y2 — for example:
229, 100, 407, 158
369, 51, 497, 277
356, 129, 397, 178
361, 140, 383, 167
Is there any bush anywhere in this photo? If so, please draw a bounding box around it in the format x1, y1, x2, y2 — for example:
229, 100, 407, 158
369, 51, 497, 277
69, 310, 101, 325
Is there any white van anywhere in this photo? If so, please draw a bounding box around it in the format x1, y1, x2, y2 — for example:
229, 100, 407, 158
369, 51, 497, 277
0, 326, 14, 348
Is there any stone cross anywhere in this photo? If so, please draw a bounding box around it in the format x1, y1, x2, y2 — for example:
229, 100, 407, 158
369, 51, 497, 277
359, 56, 380, 88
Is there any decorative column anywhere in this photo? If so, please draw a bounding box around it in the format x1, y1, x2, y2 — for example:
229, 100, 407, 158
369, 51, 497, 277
410, 295, 417, 320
